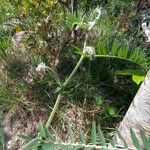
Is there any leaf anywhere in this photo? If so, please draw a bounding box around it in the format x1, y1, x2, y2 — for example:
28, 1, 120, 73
140, 130, 150, 150
73, 145, 83, 150
41, 143, 60, 150
60, 145, 73, 150
19, 138, 41, 150
111, 43, 117, 56
116, 129, 128, 148
38, 122, 46, 140
122, 46, 129, 58
67, 14, 79, 24
46, 66, 61, 85
117, 47, 123, 57
107, 106, 117, 116
110, 139, 116, 148
45, 128, 56, 142
71, 45, 83, 55
67, 121, 75, 143
115, 69, 145, 76
132, 75, 145, 85
79, 128, 85, 144
91, 121, 97, 145
17, 135, 34, 143
130, 128, 141, 150
97, 125, 106, 146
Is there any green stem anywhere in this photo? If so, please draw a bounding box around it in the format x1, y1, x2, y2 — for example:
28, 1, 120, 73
46, 55, 84, 128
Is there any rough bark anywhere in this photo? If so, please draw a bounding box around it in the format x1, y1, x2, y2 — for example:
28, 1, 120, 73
114, 70, 150, 148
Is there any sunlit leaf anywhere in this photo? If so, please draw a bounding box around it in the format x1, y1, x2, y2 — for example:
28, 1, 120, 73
132, 75, 144, 85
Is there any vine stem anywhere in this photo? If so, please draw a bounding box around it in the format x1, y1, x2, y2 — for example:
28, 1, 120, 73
46, 55, 84, 128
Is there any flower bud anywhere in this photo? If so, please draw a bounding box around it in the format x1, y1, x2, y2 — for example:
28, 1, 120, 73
83, 46, 96, 60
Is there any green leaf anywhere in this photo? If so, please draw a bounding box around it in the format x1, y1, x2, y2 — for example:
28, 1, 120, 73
122, 45, 128, 58
110, 139, 116, 148
60, 145, 73, 150
117, 47, 123, 57
19, 138, 41, 150
111, 43, 117, 56
73, 145, 83, 150
38, 122, 46, 140
46, 66, 61, 85
140, 130, 150, 150
79, 128, 85, 144
45, 128, 56, 142
91, 121, 97, 145
130, 128, 141, 150
67, 14, 79, 25
71, 45, 83, 55
97, 125, 106, 146
17, 135, 34, 143
67, 121, 75, 143
115, 69, 145, 76
132, 75, 145, 85
41, 143, 60, 150
116, 129, 128, 148
107, 106, 117, 116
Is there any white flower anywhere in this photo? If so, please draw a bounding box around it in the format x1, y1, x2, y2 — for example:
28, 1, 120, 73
142, 22, 150, 42
87, 7, 102, 30
142, 16, 150, 42
83, 46, 96, 60
36, 63, 46, 75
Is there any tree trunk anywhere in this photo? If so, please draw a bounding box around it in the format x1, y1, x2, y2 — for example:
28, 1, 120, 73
114, 70, 150, 148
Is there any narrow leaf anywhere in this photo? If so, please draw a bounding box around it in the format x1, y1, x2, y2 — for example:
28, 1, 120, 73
110, 139, 116, 148
117, 47, 123, 57
45, 128, 56, 142
17, 135, 34, 143
79, 128, 85, 144
140, 130, 150, 150
130, 128, 141, 150
38, 122, 46, 140
46, 66, 61, 85
111, 43, 117, 56
19, 138, 41, 150
73, 145, 83, 150
123, 46, 129, 58
97, 125, 106, 146
67, 121, 75, 143
60, 145, 73, 150
41, 143, 60, 150
91, 121, 97, 145
116, 129, 128, 148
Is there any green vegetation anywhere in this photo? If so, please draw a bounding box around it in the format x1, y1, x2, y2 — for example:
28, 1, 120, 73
0, 0, 150, 149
